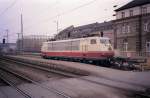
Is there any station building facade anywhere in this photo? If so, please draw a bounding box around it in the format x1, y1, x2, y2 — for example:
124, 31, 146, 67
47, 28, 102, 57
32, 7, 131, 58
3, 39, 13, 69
114, 0, 150, 56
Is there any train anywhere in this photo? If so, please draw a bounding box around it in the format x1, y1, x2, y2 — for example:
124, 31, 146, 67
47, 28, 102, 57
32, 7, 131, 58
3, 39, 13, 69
41, 36, 114, 65
41, 36, 145, 69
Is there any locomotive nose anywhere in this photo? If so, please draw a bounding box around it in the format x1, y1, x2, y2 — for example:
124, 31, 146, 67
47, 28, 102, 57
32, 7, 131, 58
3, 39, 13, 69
106, 44, 112, 50
108, 45, 112, 50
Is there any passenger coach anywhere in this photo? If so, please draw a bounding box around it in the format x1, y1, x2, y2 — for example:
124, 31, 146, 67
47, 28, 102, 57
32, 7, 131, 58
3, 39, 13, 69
41, 36, 114, 62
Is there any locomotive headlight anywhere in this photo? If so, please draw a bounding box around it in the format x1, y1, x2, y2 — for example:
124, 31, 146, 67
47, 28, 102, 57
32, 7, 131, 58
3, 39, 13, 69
108, 45, 112, 50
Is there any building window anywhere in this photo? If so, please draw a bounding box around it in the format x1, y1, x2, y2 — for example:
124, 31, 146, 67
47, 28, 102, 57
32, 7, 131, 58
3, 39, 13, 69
135, 22, 139, 32
122, 24, 130, 33
123, 39, 128, 51
122, 24, 126, 33
117, 27, 121, 34
123, 42, 128, 51
129, 10, 133, 16
126, 25, 130, 33
141, 7, 147, 14
144, 23, 148, 32
121, 12, 125, 18
144, 22, 150, 32
146, 42, 150, 52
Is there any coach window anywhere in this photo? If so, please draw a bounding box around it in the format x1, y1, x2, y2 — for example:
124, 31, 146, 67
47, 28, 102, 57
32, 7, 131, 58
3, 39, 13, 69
90, 39, 96, 44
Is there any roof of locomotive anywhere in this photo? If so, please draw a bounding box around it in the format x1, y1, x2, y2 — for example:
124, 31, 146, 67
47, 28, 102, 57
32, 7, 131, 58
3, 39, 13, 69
43, 36, 110, 44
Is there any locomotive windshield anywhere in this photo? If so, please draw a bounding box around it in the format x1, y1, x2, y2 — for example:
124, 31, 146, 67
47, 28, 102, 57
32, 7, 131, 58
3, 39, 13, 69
100, 39, 111, 44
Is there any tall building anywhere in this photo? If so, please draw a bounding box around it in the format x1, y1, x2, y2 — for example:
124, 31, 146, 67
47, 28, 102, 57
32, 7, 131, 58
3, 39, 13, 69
114, 0, 150, 55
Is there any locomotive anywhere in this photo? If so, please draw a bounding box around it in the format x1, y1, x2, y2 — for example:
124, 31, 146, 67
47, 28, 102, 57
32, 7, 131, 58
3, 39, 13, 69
41, 36, 114, 64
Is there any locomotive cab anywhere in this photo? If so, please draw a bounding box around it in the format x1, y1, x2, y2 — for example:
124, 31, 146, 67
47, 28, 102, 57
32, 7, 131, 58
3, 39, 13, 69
99, 38, 113, 51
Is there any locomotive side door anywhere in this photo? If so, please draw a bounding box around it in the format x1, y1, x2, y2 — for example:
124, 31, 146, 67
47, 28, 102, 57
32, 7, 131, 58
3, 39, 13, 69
81, 39, 88, 52
80, 38, 88, 58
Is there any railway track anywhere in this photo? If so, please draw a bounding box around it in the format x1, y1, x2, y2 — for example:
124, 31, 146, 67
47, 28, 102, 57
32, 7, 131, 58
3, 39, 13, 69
0, 56, 150, 98
0, 63, 73, 98
0, 68, 32, 98
0, 57, 85, 78
0, 57, 144, 85
0, 59, 74, 98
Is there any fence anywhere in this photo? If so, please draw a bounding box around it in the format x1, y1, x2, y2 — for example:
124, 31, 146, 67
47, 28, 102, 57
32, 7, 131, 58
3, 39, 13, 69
115, 51, 150, 58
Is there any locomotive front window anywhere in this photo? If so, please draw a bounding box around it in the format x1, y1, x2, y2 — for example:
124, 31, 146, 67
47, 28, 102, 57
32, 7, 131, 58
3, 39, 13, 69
100, 39, 110, 44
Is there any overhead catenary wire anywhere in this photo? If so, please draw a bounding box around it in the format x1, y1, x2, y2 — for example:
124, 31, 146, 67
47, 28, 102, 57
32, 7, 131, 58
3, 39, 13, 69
0, 0, 60, 36
0, 0, 98, 42
0, 0, 18, 41
0, 0, 18, 17
24, 0, 98, 31
0, 0, 58, 27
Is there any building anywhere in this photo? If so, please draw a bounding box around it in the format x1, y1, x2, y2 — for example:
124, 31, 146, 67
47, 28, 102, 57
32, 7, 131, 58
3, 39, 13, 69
55, 21, 114, 46
17, 35, 51, 52
114, 0, 150, 56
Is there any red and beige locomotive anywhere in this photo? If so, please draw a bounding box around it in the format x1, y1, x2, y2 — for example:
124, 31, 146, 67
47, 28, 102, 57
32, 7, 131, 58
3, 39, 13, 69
41, 36, 114, 63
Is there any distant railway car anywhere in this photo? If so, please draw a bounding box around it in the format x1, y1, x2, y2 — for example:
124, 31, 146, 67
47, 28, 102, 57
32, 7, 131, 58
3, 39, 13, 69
41, 36, 114, 62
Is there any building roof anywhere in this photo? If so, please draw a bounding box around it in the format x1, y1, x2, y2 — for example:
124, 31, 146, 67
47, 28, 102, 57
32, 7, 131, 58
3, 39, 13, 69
76, 21, 112, 29
55, 21, 113, 39
115, 0, 150, 11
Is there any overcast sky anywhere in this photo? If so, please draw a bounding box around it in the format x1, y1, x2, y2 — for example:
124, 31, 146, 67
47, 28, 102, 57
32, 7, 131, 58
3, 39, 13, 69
0, 0, 132, 43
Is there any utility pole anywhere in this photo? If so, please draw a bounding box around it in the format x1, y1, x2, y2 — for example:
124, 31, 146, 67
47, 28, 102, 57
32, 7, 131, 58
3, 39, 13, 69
56, 20, 58, 34
17, 33, 20, 53
21, 14, 24, 52
54, 20, 59, 34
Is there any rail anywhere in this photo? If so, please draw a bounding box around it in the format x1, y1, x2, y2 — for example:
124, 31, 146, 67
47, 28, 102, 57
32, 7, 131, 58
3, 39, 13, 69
0, 60, 72, 98
0, 68, 32, 98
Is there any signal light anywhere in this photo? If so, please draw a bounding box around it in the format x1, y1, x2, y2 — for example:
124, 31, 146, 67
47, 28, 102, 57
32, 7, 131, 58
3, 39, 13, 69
3, 39, 5, 44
